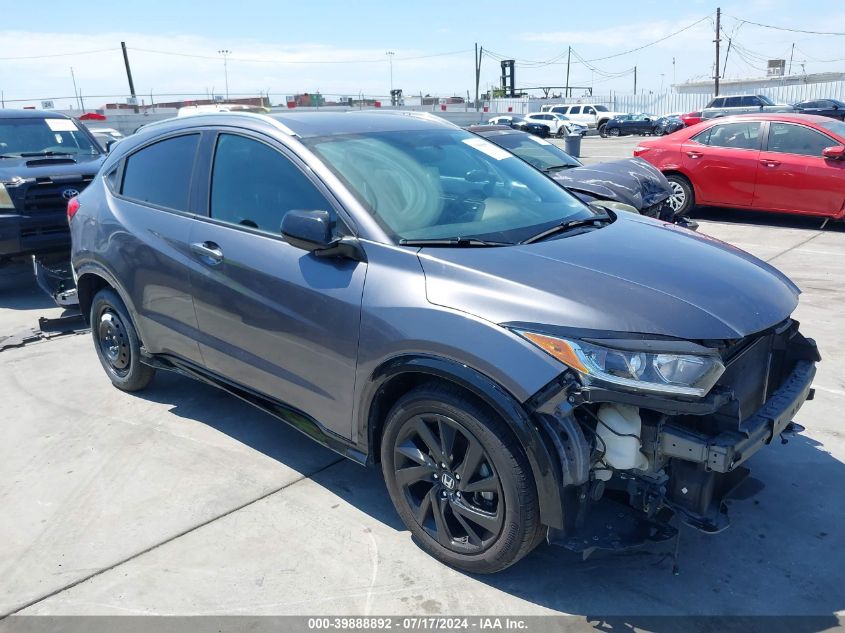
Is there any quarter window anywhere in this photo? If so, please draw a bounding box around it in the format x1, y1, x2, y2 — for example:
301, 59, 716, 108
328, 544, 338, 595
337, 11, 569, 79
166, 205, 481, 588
121, 134, 199, 211
767, 123, 834, 157
210, 133, 332, 233
693, 122, 761, 150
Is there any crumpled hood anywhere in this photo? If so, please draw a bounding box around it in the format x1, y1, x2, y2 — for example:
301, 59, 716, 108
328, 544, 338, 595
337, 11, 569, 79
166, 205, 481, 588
551, 158, 671, 210
419, 213, 799, 341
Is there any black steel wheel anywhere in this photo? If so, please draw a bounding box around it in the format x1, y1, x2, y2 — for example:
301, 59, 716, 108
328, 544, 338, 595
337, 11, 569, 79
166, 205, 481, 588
90, 288, 155, 391
381, 384, 541, 573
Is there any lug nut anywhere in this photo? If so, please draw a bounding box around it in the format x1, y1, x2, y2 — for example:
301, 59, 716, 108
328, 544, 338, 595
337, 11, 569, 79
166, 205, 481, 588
433, 473, 438, 479
456, 491, 461, 498
441, 491, 447, 498
441, 463, 447, 469
455, 474, 460, 480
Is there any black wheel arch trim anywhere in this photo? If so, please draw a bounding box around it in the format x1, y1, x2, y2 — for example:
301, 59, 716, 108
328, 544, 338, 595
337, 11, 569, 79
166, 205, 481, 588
362, 354, 565, 529
75, 262, 141, 329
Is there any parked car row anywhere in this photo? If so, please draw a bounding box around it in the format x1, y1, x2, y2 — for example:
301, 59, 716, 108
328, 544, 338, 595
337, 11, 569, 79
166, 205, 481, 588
489, 113, 587, 138
67, 109, 819, 574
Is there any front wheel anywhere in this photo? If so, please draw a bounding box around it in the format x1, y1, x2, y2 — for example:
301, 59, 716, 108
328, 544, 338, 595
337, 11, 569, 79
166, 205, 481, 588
665, 174, 695, 216
598, 123, 608, 138
607, 127, 621, 137
381, 384, 542, 574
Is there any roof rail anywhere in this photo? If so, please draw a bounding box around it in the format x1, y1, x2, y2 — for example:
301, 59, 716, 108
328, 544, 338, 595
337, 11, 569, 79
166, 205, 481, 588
136, 111, 297, 136
346, 109, 459, 128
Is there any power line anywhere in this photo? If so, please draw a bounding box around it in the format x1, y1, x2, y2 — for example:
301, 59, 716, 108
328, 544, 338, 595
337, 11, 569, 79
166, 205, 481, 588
129, 47, 470, 64
0, 48, 118, 61
727, 15, 845, 36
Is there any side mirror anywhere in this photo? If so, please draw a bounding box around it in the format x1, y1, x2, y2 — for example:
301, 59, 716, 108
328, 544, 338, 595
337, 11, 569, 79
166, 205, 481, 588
281, 209, 333, 251
822, 145, 845, 159
105, 139, 117, 153
281, 209, 366, 261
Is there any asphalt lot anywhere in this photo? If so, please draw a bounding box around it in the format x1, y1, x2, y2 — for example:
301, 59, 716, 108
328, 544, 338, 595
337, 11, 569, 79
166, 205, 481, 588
1, 135, 844, 625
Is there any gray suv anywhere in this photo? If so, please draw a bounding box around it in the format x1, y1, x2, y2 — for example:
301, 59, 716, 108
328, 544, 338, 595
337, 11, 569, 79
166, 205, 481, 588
702, 94, 794, 119
70, 111, 819, 573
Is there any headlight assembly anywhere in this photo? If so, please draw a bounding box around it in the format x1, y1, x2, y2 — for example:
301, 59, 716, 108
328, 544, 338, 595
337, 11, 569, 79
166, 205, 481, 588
517, 330, 725, 397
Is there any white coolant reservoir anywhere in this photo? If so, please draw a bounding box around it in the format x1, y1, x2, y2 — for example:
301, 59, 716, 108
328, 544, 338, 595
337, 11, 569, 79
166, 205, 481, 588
596, 404, 649, 471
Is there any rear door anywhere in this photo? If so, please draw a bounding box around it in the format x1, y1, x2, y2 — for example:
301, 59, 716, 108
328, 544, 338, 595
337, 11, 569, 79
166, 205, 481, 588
753, 121, 845, 216
681, 120, 763, 206
110, 132, 205, 363
187, 130, 366, 438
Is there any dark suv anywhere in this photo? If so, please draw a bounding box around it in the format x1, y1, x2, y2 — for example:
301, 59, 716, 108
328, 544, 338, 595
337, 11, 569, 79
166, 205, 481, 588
70, 111, 819, 573
0, 109, 104, 260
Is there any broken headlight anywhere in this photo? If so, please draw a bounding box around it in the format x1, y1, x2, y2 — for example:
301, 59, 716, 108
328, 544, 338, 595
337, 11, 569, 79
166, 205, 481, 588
517, 331, 725, 397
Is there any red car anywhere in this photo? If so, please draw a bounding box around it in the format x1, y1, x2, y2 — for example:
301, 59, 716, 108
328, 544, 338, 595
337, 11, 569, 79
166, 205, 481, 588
680, 111, 703, 127
634, 113, 845, 219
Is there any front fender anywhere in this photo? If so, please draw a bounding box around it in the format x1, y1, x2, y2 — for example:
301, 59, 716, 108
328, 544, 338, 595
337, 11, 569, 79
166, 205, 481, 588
362, 354, 565, 529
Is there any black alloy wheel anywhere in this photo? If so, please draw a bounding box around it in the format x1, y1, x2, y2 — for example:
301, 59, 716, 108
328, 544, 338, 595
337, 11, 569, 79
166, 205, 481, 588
607, 127, 621, 137
381, 384, 542, 573
393, 412, 504, 553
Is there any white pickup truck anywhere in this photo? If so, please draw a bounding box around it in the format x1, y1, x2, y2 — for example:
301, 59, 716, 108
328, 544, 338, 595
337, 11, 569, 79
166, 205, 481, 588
540, 103, 627, 135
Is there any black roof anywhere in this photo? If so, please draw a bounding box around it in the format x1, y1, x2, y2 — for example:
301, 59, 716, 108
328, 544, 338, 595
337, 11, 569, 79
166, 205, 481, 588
269, 111, 456, 137
0, 109, 71, 119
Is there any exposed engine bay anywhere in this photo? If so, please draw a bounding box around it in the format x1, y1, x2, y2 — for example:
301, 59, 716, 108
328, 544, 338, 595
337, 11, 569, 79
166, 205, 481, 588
530, 319, 820, 554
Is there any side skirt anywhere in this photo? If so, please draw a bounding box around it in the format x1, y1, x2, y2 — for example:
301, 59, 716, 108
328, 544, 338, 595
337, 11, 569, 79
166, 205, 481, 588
143, 352, 368, 465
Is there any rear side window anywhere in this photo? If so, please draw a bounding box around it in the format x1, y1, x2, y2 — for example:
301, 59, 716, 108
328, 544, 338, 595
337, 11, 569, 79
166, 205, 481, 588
767, 123, 834, 157
692, 122, 761, 149
569, 106, 581, 114
210, 133, 332, 233
724, 97, 741, 107
121, 134, 199, 211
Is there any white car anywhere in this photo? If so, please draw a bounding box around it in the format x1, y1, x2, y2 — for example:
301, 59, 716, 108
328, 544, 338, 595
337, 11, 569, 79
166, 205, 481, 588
523, 113, 587, 137
540, 103, 627, 133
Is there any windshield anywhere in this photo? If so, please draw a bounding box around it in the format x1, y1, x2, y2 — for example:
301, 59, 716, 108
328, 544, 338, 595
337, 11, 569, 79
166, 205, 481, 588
758, 95, 776, 106
594, 105, 609, 112
820, 119, 845, 140
304, 128, 594, 243
486, 133, 581, 171
0, 118, 100, 157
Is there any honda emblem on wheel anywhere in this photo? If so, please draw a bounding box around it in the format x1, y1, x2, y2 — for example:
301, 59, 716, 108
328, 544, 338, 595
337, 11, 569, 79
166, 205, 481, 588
441, 473, 456, 490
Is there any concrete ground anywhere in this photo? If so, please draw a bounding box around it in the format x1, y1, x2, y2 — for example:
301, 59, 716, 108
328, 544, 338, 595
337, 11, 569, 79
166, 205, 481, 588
1, 135, 843, 625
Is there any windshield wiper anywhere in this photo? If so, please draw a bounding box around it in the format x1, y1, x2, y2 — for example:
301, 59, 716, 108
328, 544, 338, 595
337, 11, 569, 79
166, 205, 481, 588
398, 237, 512, 247
520, 213, 612, 244
543, 164, 577, 172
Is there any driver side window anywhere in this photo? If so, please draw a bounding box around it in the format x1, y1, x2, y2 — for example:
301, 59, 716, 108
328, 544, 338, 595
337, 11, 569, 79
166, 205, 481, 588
210, 134, 332, 233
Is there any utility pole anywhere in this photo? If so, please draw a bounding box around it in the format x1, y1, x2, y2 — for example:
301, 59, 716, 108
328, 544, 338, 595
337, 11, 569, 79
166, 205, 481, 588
788, 42, 795, 75
386, 51, 394, 94
633, 66, 637, 95
714, 7, 721, 96
474, 43, 483, 111
565, 46, 571, 98
70, 67, 80, 110
218, 49, 231, 100
121, 42, 139, 113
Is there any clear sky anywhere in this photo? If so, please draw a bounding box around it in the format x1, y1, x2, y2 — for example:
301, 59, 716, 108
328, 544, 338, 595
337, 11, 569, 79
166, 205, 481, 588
1, 0, 843, 107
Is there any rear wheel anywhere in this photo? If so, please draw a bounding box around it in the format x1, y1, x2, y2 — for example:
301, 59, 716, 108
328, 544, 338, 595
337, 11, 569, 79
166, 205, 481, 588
665, 174, 695, 216
90, 288, 155, 392
381, 384, 541, 574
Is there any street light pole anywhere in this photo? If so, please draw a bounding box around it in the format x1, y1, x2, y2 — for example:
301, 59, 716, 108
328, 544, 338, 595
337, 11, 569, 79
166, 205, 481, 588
386, 51, 395, 95
218, 49, 231, 101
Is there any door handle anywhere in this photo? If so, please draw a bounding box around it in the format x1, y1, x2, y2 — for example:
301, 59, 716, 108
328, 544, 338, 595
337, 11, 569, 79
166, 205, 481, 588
686, 151, 703, 159
190, 241, 224, 265
759, 159, 781, 167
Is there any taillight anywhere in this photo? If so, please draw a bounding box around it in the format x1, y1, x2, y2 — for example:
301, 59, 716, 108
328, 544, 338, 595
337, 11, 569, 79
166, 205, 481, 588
67, 196, 80, 221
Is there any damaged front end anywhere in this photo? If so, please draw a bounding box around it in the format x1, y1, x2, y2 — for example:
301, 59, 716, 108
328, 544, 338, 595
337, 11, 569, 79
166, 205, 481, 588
523, 319, 820, 553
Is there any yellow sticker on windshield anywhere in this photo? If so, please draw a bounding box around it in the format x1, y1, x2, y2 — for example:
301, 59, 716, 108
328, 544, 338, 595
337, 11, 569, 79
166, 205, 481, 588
45, 118, 78, 132
462, 137, 513, 161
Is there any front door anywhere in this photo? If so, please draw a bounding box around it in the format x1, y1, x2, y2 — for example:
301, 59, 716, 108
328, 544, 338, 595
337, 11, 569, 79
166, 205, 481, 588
753, 121, 845, 216
187, 131, 366, 438
681, 120, 762, 206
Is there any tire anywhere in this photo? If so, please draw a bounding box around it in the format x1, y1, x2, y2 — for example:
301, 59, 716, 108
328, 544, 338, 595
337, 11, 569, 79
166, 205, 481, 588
665, 173, 695, 216
607, 127, 620, 137
90, 288, 155, 392
598, 123, 608, 138
381, 383, 541, 574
